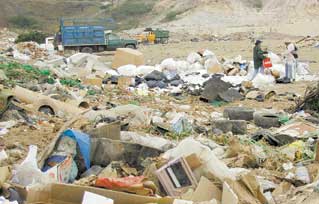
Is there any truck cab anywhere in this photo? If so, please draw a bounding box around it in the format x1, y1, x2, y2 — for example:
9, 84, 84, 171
105, 33, 137, 51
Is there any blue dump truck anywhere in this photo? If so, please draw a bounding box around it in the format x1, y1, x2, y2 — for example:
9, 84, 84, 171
55, 18, 138, 53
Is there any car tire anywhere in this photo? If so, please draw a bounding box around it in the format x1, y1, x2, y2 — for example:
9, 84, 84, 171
254, 113, 281, 129
224, 107, 255, 121
81, 47, 93, 53
125, 44, 136, 49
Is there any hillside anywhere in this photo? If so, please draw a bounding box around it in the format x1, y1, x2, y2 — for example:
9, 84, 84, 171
0, 0, 103, 32
144, 0, 319, 36
1, 0, 319, 36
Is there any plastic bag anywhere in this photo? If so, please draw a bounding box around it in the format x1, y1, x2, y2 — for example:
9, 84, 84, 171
161, 58, 176, 71
190, 62, 204, 71
203, 50, 216, 60
175, 60, 191, 73
12, 145, 51, 186
252, 73, 275, 89
117, 64, 137, 76
95, 176, 155, 196
187, 52, 201, 64
267, 52, 281, 64
136, 65, 158, 76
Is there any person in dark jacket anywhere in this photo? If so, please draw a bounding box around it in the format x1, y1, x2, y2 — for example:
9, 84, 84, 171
251, 40, 267, 80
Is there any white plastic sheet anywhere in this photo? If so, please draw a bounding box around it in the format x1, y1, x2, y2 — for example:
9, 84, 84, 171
136, 65, 159, 76
267, 52, 282, 64
163, 138, 235, 181
221, 75, 246, 86
82, 191, 113, 204
252, 73, 276, 89
117, 64, 137, 76
187, 52, 201, 64
203, 49, 215, 60
161, 58, 177, 71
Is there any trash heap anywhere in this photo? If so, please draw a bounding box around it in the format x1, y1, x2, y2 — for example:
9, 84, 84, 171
296, 36, 319, 48
0, 28, 18, 53
1, 35, 319, 204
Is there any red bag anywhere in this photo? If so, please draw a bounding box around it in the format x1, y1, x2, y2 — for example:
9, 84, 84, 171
263, 58, 272, 68
95, 176, 146, 189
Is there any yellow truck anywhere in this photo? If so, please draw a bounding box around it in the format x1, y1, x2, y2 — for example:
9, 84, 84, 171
136, 28, 169, 44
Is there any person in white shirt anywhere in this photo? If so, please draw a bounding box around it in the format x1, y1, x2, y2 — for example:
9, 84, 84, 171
283, 40, 298, 82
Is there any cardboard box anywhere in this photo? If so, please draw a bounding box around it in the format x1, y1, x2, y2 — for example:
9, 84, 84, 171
88, 121, 121, 140
82, 77, 103, 87
191, 177, 221, 202
45, 156, 74, 183
207, 64, 223, 74
112, 48, 145, 69
118, 76, 134, 89
26, 183, 174, 204
185, 154, 202, 171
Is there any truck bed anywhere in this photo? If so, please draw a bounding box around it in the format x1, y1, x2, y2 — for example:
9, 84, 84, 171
62, 25, 106, 46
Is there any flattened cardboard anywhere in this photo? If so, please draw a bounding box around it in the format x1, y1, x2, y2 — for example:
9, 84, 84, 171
0, 166, 11, 186
191, 177, 221, 202
118, 76, 134, 89
223, 179, 260, 204
241, 174, 267, 204
88, 121, 121, 140
207, 64, 223, 74
112, 48, 145, 69
26, 183, 174, 204
185, 154, 202, 171
82, 77, 103, 87
222, 182, 238, 204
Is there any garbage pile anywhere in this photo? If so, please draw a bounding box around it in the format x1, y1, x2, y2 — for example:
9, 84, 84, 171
0, 28, 17, 53
2, 34, 319, 204
296, 36, 319, 48
3, 102, 319, 204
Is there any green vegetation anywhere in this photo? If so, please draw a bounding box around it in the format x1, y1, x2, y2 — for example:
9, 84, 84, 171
15, 31, 48, 44
110, 0, 156, 30
164, 11, 180, 22
0, 62, 54, 86
112, 1, 153, 19
100, 5, 111, 10
254, 0, 263, 9
60, 78, 82, 87
9, 16, 38, 29
247, 0, 263, 10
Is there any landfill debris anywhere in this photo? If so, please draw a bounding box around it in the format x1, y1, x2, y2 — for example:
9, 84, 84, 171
1, 25, 319, 204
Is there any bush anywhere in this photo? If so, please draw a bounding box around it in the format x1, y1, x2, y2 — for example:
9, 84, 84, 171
15, 31, 47, 44
112, 1, 154, 20
254, 0, 263, 9
164, 11, 180, 22
100, 5, 111, 10
9, 16, 38, 29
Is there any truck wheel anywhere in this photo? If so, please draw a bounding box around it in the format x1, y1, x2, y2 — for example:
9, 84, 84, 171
125, 44, 136, 49
81, 47, 93, 53
163, 38, 169, 44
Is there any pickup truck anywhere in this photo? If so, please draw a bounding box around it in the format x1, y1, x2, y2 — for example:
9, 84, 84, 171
55, 19, 138, 53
